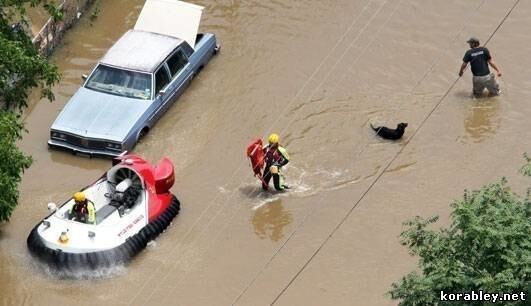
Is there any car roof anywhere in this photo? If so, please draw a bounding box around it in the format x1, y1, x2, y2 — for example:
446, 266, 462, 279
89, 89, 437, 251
100, 29, 183, 73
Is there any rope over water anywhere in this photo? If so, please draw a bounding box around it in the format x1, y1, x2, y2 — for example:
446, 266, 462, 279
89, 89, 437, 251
270, 0, 521, 304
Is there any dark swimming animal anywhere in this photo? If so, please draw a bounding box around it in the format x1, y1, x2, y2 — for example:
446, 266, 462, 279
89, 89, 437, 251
370, 122, 408, 140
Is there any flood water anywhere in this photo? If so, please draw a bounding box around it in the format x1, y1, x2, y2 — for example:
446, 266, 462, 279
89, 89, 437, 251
1, 0, 531, 305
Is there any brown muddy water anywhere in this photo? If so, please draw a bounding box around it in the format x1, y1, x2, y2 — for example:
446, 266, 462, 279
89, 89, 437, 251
1, 0, 531, 305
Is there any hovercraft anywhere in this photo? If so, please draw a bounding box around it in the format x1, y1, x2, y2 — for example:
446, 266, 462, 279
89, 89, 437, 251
27, 154, 180, 270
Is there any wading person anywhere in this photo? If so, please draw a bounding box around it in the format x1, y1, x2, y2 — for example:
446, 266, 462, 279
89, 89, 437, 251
262, 133, 290, 191
70, 192, 96, 224
458, 37, 502, 96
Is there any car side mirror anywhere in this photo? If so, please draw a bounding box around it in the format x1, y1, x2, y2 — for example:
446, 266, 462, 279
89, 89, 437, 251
82, 74, 88, 80
158, 88, 166, 96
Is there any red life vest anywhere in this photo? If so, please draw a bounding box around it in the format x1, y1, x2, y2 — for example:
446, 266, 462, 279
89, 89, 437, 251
246, 138, 265, 175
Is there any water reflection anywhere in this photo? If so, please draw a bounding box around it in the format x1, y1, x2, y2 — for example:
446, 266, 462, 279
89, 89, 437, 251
251, 198, 292, 242
463, 99, 501, 143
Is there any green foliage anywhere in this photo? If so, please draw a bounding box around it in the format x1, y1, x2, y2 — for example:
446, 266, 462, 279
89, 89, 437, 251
390, 175, 531, 305
89, 0, 100, 23
0, 0, 61, 110
0, 1, 60, 222
42, 2, 64, 22
520, 153, 531, 177
0, 110, 32, 222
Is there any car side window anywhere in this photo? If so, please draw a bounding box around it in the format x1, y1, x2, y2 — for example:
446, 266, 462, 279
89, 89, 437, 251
166, 49, 189, 77
155, 67, 170, 94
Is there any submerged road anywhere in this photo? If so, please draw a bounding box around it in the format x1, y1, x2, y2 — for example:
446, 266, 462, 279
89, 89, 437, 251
1, 0, 530, 305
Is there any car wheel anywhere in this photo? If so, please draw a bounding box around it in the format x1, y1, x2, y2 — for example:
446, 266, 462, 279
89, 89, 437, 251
138, 128, 149, 142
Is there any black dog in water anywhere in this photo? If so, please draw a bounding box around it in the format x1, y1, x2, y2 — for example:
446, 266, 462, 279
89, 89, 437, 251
370, 122, 408, 140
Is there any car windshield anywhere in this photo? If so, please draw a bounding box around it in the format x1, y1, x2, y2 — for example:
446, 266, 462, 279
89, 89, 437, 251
85, 65, 152, 100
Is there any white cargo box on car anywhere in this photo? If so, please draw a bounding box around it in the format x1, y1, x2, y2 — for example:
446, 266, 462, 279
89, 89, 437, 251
134, 0, 203, 49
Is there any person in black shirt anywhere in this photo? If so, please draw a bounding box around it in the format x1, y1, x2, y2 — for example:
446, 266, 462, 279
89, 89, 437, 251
458, 37, 502, 96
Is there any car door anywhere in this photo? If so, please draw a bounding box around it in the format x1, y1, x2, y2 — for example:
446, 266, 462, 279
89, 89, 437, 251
148, 65, 172, 125
165, 47, 193, 101
148, 48, 193, 125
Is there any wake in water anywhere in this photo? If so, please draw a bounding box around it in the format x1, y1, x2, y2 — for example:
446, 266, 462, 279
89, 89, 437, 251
34, 261, 127, 280
238, 163, 369, 209
29, 230, 164, 280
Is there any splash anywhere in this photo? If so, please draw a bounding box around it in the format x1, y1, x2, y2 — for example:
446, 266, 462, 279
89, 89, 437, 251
217, 186, 230, 194
243, 164, 363, 209
35, 261, 127, 280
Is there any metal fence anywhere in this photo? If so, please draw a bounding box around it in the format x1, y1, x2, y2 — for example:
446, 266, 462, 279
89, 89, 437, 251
32, 0, 94, 56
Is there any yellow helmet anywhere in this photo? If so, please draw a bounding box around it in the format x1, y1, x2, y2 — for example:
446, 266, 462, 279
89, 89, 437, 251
74, 192, 86, 202
268, 133, 279, 144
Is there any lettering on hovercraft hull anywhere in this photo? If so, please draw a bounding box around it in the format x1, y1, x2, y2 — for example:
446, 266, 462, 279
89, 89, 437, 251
118, 215, 144, 237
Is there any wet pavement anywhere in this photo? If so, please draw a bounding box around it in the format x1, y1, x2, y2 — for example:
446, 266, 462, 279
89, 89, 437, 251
1, 0, 530, 305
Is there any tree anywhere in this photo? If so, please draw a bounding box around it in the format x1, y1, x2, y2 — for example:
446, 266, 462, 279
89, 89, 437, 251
0, 111, 32, 221
0, 1, 60, 222
389, 158, 531, 305
1, 0, 61, 110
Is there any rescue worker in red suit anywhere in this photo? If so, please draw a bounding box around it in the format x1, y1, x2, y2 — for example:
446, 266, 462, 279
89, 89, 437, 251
262, 133, 290, 191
